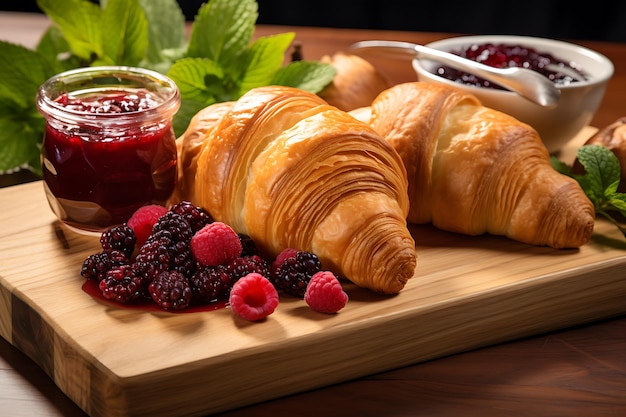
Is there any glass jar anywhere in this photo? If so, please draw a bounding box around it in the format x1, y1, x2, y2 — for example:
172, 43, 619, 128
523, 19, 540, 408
36, 66, 180, 233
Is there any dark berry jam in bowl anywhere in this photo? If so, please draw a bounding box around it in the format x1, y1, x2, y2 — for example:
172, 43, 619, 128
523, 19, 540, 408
36, 66, 180, 234
435, 43, 588, 89
413, 35, 614, 153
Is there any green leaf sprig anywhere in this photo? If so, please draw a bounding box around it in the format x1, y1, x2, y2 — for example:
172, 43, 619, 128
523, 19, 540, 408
552, 144, 626, 237
0, 0, 336, 176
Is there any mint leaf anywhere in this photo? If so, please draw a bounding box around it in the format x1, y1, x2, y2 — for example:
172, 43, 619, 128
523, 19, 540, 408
173, 99, 209, 138
575, 144, 621, 199
37, 0, 104, 63
137, 0, 186, 72
550, 155, 571, 176
0, 42, 54, 174
100, 0, 148, 66
239, 33, 295, 93
167, 57, 228, 103
608, 193, 626, 214
36, 26, 81, 72
570, 144, 626, 237
0, 40, 57, 175
0, 41, 56, 107
0, 99, 44, 175
187, 0, 258, 67
167, 57, 235, 136
271, 60, 337, 93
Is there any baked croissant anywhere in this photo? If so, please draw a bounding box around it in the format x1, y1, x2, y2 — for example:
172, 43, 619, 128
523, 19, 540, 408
351, 82, 595, 249
170, 102, 234, 204
318, 52, 391, 111
174, 85, 417, 294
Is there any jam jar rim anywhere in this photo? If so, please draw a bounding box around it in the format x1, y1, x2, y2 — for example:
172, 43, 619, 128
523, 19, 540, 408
36, 65, 181, 127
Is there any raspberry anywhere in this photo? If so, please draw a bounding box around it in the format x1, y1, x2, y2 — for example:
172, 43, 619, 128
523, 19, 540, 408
127, 204, 168, 247
229, 273, 279, 321
270, 249, 321, 298
99, 264, 144, 303
191, 222, 242, 266
170, 200, 213, 233
81, 250, 128, 281
189, 264, 233, 303
304, 271, 348, 314
271, 248, 298, 271
149, 270, 192, 311
227, 255, 270, 281
100, 224, 136, 258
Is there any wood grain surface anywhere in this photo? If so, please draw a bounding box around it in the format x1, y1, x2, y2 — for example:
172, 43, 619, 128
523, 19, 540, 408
1, 128, 626, 417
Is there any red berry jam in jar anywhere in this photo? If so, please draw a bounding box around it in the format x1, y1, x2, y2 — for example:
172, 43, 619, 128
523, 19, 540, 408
36, 66, 180, 233
436, 43, 587, 90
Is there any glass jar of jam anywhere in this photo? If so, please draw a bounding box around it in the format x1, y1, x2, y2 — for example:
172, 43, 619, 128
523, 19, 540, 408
36, 66, 180, 233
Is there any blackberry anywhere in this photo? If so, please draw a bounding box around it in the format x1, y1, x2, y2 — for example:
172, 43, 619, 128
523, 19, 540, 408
170, 200, 213, 233
150, 211, 193, 243
134, 212, 194, 282
99, 264, 144, 303
190, 264, 233, 302
149, 270, 192, 311
271, 250, 322, 298
100, 224, 136, 258
227, 255, 270, 281
133, 235, 173, 282
170, 240, 197, 278
81, 250, 128, 281
238, 234, 259, 257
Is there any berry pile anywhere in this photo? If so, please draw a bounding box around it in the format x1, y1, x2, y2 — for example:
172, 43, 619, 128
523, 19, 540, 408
81, 201, 349, 319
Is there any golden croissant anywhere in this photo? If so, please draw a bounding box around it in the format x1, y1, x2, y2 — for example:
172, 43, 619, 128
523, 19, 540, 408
351, 82, 595, 249
317, 52, 391, 112
172, 85, 417, 294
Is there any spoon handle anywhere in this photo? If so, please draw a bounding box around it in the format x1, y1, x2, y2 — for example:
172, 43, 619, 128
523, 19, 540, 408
352, 39, 507, 76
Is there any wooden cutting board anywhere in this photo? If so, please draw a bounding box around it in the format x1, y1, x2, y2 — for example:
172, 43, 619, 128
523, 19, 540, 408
2, 127, 626, 417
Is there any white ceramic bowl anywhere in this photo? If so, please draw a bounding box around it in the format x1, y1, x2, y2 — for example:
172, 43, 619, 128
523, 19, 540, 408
413, 35, 614, 153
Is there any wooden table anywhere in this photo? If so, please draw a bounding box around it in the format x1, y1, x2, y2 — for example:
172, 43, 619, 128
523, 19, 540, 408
1, 12, 625, 417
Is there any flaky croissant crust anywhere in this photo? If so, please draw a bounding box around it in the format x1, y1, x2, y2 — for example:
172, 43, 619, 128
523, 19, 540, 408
175, 86, 417, 294
318, 52, 391, 112
352, 82, 595, 249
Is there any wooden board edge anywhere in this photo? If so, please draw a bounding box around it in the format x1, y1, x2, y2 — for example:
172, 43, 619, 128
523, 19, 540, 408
50, 258, 626, 417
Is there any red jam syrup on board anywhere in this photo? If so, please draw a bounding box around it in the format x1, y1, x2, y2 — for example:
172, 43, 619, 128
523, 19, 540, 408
41, 90, 177, 232
81, 279, 227, 314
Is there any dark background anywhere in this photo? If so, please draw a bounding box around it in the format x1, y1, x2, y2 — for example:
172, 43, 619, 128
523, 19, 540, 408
3, 1, 626, 43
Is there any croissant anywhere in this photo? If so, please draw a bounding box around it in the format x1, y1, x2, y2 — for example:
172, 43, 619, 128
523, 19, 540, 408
170, 102, 234, 204
318, 52, 391, 111
351, 82, 595, 249
174, 85, 417, 294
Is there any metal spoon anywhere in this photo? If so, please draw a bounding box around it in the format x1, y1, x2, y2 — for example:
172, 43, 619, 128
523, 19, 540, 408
350, 40, 561, 108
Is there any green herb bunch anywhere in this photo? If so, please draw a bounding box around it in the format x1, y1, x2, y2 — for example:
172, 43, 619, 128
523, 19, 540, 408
0, 0, 336, 176
552, 144, 626, 236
